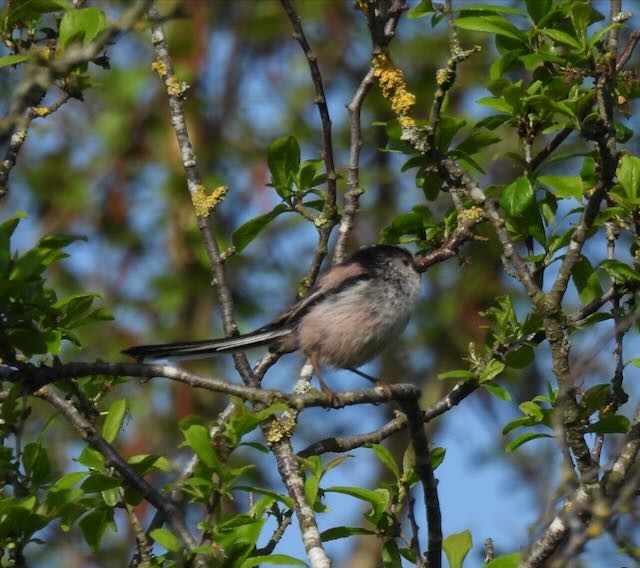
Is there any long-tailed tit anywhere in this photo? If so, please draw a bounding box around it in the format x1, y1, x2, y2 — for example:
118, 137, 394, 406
123, 244, 421, 399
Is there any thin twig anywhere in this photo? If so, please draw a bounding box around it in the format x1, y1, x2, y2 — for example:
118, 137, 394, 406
334, 68, 375, 263
279, 0, 338, 286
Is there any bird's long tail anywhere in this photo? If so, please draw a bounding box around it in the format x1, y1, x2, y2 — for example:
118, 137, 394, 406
122, 327, 292, 361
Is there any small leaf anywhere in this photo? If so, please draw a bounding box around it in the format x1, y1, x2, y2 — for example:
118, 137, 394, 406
430, 446, 446, 470
538, 176, 584, 200
485, 553, 522, 568
572, 256, 603, 305
321, 526, 376, 541
368, 444, 400, 479
0, 54, 30, 68
181, 423, 219, 470
443, 530, 473, 568
438, 369, 474, 380
8, 0, 70, 24
407, 0, 433, 19
456, 15, 527, 43
475, 97, 512, 113
268, 135, 300, 196
79, 508, 113, 552
59, 7, 107, 49
231, 204, 289, 253
479, 359, 505, 383
150, 528, 182, 552
599, 259, 640, 283
617, 154, 640, 202
240, 555, 307, 567
483, 383, 512, 401
585, 415, 630, 434
539, 28, 583, 49
102, 399, 127, 443
525, 0, 552, 23
505, 432, 552, 452
500, 176, 533, 217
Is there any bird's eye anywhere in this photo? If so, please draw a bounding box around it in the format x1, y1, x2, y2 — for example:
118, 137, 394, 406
402, 258, 410, 266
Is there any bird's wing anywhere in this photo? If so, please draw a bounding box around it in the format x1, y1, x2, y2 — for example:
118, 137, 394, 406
265, 262, 370, 328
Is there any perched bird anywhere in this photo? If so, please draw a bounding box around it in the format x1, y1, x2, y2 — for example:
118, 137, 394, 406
123, 244, 422, 399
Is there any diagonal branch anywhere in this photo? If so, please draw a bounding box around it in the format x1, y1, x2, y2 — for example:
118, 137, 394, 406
36, 385, 197, 552
147, 5, 255, 385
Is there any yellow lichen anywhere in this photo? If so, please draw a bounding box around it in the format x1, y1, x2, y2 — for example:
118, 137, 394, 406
457, 206, 484, 224
192, 185, 227, 217
151, 59, 167, 77
265, 414, 296, 445
32, 106, 49, 117
166, 76, 189, 97
372, 52, 416, 128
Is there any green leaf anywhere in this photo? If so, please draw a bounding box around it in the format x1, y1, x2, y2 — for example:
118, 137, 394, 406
585, 415, 630, 434
231, 204, 289, 253
500, 176, 533, 217
181, 422, 219, 470
150, 528, 182, 552
430, 446, 446, 470
8, 0, 70, 24
505, 345, 534, 369
480, 359, 505, 383
321, 526, 376, 541
599, 259, 640, 283
571, 256, 603, 305
79, 508, 113, 552
539, 28, 582, 50
407, 0, 433, 19
325, 487, 389, 521
53, 471, 87, 489
502, 416, 535, 436
475, 96, 512, 114
241, 555, 307, 567
485, 553, 522, 568
0, 54, 31, 68
483, 383, 512, 401
81, 473, 122, 492
76, 447, 105, 469
460, 4, 525, 16
22, 443, 52, 485
525, 0, 552, 23
455, 15, 527, 43
443, 530, 473, 568
268, 135, 300, 196
580, 384, 610, 416
367, 444, 400, 479
438, 369, 474, 380
102, 399, 127, 443
617, 154, 640, 202
538, 176, 584, 200
505, 432, 552, 452
59, 7, 107, 50
455, 130, 502, 156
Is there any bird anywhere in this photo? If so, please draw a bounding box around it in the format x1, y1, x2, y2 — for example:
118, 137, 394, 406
122, 244, 422, 400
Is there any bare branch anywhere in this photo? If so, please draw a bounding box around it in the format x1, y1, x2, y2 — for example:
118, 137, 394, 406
400, 398, 442, 568
147, 5, 255, 385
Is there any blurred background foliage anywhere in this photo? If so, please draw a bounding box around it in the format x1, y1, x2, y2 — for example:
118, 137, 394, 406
2, 0, 639, 566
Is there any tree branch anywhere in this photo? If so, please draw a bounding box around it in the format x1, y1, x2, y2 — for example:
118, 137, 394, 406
36, 385, 197, 553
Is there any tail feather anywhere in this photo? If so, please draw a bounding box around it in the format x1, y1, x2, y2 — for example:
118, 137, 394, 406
122, 327, 292, 361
